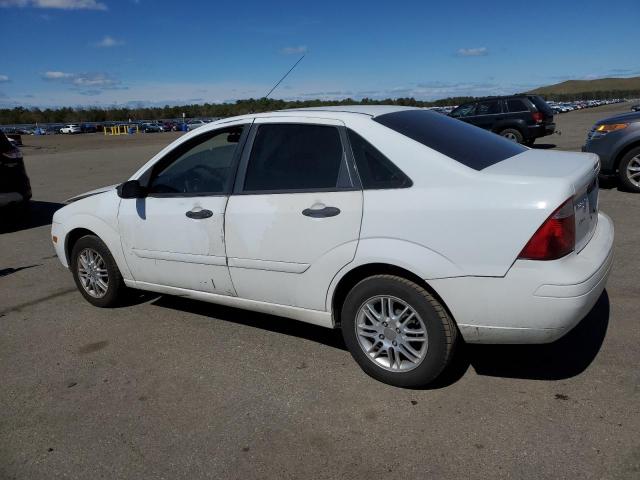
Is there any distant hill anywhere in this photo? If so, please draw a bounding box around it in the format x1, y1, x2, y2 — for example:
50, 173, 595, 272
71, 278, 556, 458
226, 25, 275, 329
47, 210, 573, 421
529, 76, 640, 96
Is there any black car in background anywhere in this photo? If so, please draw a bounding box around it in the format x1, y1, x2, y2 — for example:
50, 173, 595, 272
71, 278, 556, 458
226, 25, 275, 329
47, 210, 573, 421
0, 131, 31, 213
141, 122, 162, 133
449, 94, 555, 146
583, 111, 640, 193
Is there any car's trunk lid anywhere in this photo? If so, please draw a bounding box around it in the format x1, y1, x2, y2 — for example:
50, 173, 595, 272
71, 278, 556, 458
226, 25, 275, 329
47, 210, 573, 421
483, 149, 600, 253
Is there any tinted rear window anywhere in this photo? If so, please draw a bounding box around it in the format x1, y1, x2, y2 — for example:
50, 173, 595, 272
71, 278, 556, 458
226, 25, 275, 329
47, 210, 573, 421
374, 110, 526, 170
244, 124, 347, 192
348, 129, 411, 189
506, 99, 528, 112
527, 95, 554, 116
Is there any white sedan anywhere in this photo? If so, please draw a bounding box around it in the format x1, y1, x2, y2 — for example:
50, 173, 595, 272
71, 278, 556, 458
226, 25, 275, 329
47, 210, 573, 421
51, 106, 614, 387
60, 124, 81, 134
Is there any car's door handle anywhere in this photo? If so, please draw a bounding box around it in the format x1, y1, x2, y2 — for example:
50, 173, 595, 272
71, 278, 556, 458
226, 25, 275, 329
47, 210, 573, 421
185, 209, 213, 219
302, 206, 341, 218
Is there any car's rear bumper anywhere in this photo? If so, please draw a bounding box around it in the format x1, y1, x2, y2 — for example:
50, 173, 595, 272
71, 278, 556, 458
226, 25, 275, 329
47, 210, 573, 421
429, 212, 614, 344
528, 123, 555, 139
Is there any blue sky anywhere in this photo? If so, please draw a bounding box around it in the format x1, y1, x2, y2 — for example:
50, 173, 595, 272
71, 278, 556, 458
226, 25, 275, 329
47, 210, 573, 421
0, 0, 639, 107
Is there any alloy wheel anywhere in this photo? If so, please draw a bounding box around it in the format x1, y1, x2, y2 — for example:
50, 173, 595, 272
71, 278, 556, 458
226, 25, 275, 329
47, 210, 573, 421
355, 296, 428, 372
626, 155, 640, 187
77, 248, 109, 298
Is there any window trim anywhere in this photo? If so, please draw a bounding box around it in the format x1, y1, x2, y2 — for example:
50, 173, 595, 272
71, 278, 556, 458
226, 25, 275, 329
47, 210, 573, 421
140, 123, 251, 198
232, 122, 360, 196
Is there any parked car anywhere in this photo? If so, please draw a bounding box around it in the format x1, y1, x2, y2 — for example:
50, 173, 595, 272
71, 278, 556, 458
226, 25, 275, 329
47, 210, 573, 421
583, 111, 640, 193
60, 124, 82, 134
1, 131, 31, 214
81, 124, 98, 133
51, 106, 613, 388
186, 120, 207, 131
141, 123, 162, 133
449, 95, 555, 146
631, 104, 640, 112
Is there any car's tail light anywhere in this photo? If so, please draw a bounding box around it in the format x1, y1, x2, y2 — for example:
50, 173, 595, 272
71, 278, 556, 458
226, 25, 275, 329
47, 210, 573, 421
532, 112, 543, 124
519, 198, 575, 260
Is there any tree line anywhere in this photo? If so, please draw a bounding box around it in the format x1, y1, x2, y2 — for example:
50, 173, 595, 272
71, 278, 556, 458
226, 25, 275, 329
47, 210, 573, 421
1, 90, 638, 125
0, 97, 476, 125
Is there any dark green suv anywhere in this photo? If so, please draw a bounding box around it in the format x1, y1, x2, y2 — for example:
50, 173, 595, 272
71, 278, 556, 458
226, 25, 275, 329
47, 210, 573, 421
449, 95, 555, 146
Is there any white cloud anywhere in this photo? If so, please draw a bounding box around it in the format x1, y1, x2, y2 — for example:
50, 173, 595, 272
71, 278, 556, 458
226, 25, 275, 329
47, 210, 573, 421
92, 35, 124, 47
0, 0, 107, 10
0, 74, 9, 82
43, 71, 74, 79
456, 47, 488, 57
42, 71, 121, 89
280, 45, 307, 55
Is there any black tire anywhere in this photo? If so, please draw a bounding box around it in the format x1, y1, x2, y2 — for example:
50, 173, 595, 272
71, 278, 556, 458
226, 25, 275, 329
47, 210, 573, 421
70, 235, 126, 307
617, 146, 640, 193
499, 128, 524, 144
340, 275, 458, 388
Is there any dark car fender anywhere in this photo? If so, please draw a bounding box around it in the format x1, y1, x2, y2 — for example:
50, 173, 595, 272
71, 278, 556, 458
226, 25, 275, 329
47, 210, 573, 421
491, 119, 528, 137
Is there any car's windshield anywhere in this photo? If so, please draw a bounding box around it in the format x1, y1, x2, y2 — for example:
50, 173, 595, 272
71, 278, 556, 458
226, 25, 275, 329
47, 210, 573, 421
374, 109, 526, 170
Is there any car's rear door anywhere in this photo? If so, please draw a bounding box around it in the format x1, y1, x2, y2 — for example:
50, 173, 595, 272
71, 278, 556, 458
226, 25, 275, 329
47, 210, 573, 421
118, 122, 250, 295
224, 117, 363, 311
472, 99, 504, 131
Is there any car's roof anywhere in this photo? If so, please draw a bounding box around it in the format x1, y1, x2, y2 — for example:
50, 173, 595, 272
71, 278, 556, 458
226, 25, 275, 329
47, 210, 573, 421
211, 105, 420, 126
277, 105, 418, 116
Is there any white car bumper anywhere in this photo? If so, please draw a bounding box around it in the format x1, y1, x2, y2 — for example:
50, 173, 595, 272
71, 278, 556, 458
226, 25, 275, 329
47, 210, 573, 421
430, 212, 614, 344
51, 221, 69, 268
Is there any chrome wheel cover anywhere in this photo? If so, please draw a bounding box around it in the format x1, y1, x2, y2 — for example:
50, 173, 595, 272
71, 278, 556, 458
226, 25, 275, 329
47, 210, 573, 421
626, 155, 640, 187
355, 296, 428, 372
77, 248, 109, 298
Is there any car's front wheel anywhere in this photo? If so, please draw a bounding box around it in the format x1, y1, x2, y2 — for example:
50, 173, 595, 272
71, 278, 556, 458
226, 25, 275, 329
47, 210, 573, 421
618, 146, 640, 193
71, 235, 126, 307
341, 275, 458, 388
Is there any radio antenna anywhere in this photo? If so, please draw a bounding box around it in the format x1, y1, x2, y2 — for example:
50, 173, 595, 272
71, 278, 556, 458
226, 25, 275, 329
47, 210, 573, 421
263, 54, 305, 99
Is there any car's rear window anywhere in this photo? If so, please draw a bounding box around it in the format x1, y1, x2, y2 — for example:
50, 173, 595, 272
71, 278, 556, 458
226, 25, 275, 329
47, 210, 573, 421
374, 110, 526, 170
527, 95, 554, 116
0, 132, 13, 153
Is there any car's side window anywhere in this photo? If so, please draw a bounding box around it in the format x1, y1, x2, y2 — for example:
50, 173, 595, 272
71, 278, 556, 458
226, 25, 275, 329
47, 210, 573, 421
242, 123, 351, 193
347, 129, 412, 189
148, 126, 244, 195
476, 100, 502, 115
506, 99, 528, 112
451, 103, 476, 118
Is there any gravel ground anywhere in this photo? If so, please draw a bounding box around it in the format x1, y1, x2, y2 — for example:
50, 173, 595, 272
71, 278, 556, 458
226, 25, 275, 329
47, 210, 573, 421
1, 103, 639, 479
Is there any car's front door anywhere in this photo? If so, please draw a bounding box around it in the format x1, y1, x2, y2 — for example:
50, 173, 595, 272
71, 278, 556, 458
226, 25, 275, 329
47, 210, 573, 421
118, 123, 250, 295
224, 117, 363, 311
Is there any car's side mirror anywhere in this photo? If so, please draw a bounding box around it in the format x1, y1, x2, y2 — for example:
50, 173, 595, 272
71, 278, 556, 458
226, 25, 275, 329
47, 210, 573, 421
117, 180, 148, 199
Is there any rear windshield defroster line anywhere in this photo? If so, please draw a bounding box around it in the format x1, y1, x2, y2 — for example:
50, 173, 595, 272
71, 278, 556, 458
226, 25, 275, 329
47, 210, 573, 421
374, 110, 527, 171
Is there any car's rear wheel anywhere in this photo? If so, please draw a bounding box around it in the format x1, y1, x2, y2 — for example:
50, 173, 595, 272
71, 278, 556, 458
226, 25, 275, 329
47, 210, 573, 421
499, 128, 523, 144
341, 275, 458, 388
71, 235, 126, 307
618, 147, 640, 193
